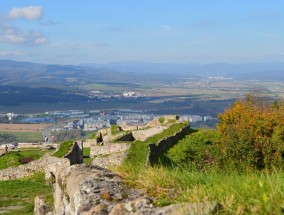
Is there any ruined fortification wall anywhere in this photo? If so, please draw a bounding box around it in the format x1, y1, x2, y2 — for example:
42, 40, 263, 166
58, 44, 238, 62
92, 151, 128, 168
147, 124, 191, 166
0, 155, 69, 181
90, 142, 130, 158
132, 125, 169, 141
115, 132, 135, 142
84, 139, 95, 147
35, 163, 220, 215
64, 142, 83, 165
0, 142, 83, 181
0, 149, 5, 157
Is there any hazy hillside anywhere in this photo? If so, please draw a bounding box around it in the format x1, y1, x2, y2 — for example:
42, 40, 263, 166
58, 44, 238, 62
0, 86, 89, 106
81, 61, 284, 81
1, 60, 284, 89
0, 60, 179, 88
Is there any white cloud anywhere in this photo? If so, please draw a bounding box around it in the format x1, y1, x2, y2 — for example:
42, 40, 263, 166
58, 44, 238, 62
0, 50, 29, 57
0, 25, 48, 45
6, 6, 43, 20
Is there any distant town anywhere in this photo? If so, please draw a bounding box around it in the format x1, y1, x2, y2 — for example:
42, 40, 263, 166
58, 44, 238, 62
0, 108, 216, 133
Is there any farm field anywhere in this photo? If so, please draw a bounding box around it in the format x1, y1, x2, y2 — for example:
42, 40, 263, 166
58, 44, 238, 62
0, 131, 43, 143
0, 124, 51, 132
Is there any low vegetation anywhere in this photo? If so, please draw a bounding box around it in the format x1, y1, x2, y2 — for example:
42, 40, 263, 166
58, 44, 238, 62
51, 129, 91, 142
120, 122, 189, 173
158, 117, 165, 124
0, 148, 49, 170
111, 125, 120, 135
83, 147, 94, 165
0, 131, 43, 143
217, 96, 284, 171
88, 132, 97, 139
0, 172, 53, 215
117, 96, 284, 214
52, 140, 73, 158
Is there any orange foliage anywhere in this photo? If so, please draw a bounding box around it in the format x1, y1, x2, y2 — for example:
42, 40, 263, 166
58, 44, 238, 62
216, 96, 284, 170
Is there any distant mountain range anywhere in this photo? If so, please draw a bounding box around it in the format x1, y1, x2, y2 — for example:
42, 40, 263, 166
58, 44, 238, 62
0, 60, 283, 110
0, 60, 284, 89
80, 61, 284, 80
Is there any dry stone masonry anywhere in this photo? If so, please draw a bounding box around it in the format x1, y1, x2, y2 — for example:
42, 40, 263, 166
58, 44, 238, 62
147, 124, 191, 166
36, 164, 221, 215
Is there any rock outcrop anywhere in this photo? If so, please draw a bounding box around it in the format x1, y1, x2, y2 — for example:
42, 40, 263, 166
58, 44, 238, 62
43, 164, 221, 215
34, 196, 53, 215
52, 164, 144, 215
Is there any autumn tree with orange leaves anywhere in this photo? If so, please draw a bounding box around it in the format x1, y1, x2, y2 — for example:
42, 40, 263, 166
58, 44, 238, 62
216, 96, 284, 170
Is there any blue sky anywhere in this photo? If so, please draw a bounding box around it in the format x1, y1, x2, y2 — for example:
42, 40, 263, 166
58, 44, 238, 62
0, 0, 283, 64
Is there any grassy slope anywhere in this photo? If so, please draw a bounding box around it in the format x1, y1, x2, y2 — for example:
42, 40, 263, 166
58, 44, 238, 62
52, 140, 73, 158
0, 172, 53, 215
120, 122, 189, 174
118, 126, 284, 214
0, 149, 49, 169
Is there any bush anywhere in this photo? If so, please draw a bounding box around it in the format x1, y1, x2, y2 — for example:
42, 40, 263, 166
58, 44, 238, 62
216, 96, 284, 170
158, 117, 165, 124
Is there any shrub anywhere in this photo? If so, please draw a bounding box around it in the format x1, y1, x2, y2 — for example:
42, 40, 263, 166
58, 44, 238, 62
158, 117, 165, 124
216, 96, 284, 170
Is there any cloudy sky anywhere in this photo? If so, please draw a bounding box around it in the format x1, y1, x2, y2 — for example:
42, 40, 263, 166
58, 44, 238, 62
0, 0, 283, 65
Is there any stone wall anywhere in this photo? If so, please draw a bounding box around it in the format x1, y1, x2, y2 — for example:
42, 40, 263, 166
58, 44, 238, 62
0, 149, 5, 157
47, 164, 221, 215
90, 142, 130, 158
115, 132, 135, 142
92, 151, 128, 168
64, 142, 83, 165
147, 124, 191, 166
0, 155, 69, 181
132, 125, 169, 141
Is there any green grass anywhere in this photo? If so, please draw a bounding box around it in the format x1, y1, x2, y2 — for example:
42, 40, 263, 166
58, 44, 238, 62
0, 172, 53, 215
83, 147, 94, 165
158, 117, 165, 124
166, 119, 176, 124
88, 132, 97, 139
123, 166, 284, 214
0, 149, 49, 170
0, 131, 43, 143
52, 140, 73, 158
121, 122, 189, 173
117, 124, 284, 214
111, 125, 120, 135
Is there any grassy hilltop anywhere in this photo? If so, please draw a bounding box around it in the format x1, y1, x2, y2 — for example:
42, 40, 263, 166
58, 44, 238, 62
1, 96, 284, 214
116, 96, 284, 214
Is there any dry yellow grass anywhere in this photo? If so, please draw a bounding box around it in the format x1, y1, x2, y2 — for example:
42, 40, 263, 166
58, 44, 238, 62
0, 124, 51, 132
